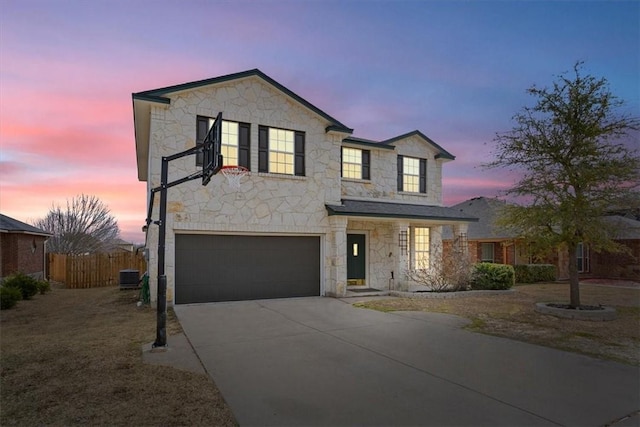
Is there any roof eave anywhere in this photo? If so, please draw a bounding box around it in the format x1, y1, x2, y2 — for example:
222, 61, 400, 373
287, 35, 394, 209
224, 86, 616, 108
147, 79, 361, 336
384, 130, 456, 161
342, 137, 395, 150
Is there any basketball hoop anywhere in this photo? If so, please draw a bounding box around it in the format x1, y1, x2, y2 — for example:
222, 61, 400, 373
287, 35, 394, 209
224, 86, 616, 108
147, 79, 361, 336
220, 165, 249, 189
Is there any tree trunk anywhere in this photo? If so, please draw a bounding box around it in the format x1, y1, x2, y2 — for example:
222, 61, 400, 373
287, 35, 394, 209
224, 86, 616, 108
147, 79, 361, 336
567, 243, 581, 308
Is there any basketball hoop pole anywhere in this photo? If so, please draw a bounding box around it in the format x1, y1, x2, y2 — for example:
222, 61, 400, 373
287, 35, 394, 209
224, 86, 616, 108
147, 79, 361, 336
145, 112, 222, 348
146, 145, 207, 348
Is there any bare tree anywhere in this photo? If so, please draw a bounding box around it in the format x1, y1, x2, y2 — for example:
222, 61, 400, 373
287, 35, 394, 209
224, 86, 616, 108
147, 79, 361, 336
33, 194, 120, 255
406, 243, 473, 292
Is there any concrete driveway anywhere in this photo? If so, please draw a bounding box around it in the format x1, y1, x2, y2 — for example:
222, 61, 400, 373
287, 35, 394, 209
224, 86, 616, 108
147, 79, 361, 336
174, 297, 639, 426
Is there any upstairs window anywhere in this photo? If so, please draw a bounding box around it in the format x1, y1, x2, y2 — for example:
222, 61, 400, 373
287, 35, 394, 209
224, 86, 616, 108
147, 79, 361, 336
196, 116, 250, 168
341, 147, 370, 180
258, 126, 305, 176
397, 155, 426, 193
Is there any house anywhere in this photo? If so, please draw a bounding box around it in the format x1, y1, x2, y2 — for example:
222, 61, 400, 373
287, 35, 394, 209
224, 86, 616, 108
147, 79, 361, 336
558, 215, 640, 280
442, 197, 529, 265
0, 214, 51, 280
133, 69, 476, 304
443, 197, 640, 281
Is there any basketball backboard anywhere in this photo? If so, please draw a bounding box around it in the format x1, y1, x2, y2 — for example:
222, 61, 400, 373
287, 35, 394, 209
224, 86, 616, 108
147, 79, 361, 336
202, 112, 223, 185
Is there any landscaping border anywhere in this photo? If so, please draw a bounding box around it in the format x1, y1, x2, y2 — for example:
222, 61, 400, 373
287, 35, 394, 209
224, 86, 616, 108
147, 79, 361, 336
390, 289, 515, 299
534, 302, 617, 321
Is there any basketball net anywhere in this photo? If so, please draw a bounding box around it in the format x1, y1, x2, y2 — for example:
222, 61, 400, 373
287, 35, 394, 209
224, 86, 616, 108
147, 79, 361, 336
220, 166, 249, 189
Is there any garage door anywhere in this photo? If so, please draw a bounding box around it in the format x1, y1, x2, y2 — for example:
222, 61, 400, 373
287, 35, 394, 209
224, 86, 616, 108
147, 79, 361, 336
175, 234, 320, 304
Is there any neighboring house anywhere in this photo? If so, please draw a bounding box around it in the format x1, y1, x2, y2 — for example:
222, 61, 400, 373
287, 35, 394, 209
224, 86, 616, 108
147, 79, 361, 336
0, 214, 51, 280
442, 197, 527, 265
133, 69, 476, 304
113, 238, 135, 253
555, 215, 640, 280
443, 197, 640, 281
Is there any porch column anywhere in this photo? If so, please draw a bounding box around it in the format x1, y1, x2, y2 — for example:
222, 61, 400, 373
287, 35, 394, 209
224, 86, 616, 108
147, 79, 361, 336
328, 216, 348, 297
391, 221, 410, 291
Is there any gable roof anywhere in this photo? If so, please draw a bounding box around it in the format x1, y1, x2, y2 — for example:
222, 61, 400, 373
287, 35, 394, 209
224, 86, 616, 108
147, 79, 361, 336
381, 130, 455, 160
0, 214, 51, 237
133, 69, 353, 181
441, 197, 514, 240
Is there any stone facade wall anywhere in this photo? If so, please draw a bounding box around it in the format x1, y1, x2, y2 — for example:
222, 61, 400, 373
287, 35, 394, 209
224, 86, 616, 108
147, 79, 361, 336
0, 233, 47, 280
340, 135, 444, 205
145, 76, 345, 301
347, 220, 395, 290
142, 74, 453, 302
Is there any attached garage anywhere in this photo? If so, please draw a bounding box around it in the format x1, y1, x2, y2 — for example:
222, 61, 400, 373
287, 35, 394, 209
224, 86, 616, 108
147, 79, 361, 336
175, 234, 321, 304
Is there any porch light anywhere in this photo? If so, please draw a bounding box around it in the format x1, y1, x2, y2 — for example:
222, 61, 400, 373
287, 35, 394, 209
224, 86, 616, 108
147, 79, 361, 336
398, 230, 408, 255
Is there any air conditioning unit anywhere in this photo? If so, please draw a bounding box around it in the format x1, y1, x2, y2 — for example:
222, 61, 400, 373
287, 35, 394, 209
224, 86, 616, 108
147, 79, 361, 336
119, 269, 140, 290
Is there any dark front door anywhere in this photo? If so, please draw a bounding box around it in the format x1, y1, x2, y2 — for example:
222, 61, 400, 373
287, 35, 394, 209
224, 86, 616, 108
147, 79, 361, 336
347, 234, 366, 281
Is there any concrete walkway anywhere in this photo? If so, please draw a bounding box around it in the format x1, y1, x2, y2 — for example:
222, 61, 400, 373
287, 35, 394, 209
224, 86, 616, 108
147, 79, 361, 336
174, 297, 639, 426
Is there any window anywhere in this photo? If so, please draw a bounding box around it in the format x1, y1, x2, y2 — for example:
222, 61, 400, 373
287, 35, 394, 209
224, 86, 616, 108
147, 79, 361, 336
196, 116, 250, 168
269, 128, 294, 174
481, 243, 495, 262
410, 227, 430, 269
576, 242, 590, 273
397, 155, 426, 193
221, 121, 239, 166
258, 126, 305, 176
341, 147, 370, 180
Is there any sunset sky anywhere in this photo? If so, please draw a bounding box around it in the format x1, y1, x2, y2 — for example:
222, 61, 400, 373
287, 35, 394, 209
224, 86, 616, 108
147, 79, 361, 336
1, 0, 638, 243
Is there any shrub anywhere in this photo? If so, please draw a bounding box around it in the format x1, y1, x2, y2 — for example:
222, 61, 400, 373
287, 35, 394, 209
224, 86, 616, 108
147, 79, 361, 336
1, 286, 22, 309
406, 244, 473, 291
514, 264, 556, 283
3, 273, 40, 300
471, 263, 515, 290
37, 280, 51, 295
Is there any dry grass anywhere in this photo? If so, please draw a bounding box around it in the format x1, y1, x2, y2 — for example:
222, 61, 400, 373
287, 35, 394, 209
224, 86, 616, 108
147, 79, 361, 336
0, 285, 237, 426
357, 283, 640, 366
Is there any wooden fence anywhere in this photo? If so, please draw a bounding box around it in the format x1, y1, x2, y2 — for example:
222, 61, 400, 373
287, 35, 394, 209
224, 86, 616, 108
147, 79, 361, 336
47, 252, 147, 288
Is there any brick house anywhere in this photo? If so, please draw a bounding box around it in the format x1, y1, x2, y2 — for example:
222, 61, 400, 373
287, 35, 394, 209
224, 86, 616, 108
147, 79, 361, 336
0, 214, 51, 280
442, 197, 523, 265
443, 197, 640, 281
133, 69, 476, 304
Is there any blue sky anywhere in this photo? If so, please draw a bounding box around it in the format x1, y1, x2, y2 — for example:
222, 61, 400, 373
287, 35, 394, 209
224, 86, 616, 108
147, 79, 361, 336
1, 0, 638, 242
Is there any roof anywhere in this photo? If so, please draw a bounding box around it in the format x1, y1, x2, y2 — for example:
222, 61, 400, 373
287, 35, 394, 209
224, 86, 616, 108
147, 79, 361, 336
341, 131, 455, 160
133, 69, 354, 180
441, 197, 514, 240
603, 215, 640, 240
326, 199, 478, 223
342, 136, 396, 150
0, 214, 51, 236
382, 130, 455, 160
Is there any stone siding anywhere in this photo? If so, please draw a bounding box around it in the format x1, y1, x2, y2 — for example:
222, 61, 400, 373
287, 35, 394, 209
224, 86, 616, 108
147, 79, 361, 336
145, 76, 344, 301
142, 74, 453, 302
340, 135, 444, 205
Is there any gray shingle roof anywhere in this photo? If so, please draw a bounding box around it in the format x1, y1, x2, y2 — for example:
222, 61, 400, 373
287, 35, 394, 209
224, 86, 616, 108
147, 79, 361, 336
603, 215, 640, 240
326, 199, 478, 222
0, 214, 51, 236
441, 197, 515, 240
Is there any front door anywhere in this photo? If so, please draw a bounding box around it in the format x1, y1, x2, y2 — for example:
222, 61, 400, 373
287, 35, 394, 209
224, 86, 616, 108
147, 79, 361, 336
347, 234, 366, 285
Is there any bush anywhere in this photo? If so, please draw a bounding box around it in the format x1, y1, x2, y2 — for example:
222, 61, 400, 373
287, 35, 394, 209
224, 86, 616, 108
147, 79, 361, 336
37, 280, 51, 295
1, 286, 22, 309
3, 273, 40, 300
471, 263, 515, 290
514, 264, 556, 283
